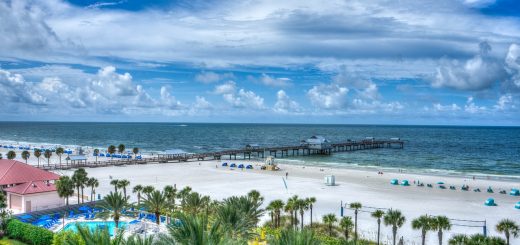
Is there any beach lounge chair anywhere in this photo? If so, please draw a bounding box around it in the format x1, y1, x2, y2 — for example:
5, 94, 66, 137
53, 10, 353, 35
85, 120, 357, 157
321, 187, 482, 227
246, 165, 253, 169
461, 185, 469, 191
390, 179, 399, 185
484, 198, 496, 206
449, 186, 456, 190
474, 188, 481, 192
510, 189, 520, 196
222, 162, 228, 167
439, 185, 446, 189
500, 190, 507, 194
401, 180, 410, 186
427, 184, 433, 188
515, 202, 520, 209
487, 187, 493, 193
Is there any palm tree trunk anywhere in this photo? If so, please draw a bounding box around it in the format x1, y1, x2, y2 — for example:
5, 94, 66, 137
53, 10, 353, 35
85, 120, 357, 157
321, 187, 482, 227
377, 220, 381, 245
300, 211, 304, 230
77, 187, 80, 204
422, 231, 426, 245
438, 230, 443, 245
393, 227, 397, 245
66, 196, 69, 206
354, 211, 358, 243
329, 224, 333, 236
81, 187, 84, 203
156, 212, 160, 225
506, 233, 510, 245
310, 205, 313, 227
344, 229, 349, 240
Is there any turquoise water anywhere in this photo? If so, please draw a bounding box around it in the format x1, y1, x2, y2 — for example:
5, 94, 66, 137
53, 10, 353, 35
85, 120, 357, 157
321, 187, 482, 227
63, 221, 127, 236
0, 122, 519, 177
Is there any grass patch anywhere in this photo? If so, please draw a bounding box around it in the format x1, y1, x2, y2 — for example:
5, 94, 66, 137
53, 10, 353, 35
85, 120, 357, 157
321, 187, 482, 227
0, 238, 28, 245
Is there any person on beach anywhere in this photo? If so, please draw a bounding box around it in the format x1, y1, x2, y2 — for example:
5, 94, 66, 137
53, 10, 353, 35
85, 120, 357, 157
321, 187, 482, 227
286, 172, 288, 179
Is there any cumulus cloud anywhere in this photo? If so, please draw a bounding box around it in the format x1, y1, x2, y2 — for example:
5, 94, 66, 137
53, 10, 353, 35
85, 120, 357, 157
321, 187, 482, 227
307, 83, 349, 109
494, 94, 515, 110
504, 43, 520, 91
214, 81, 265, 109
432, 42, 506, 91
193, 96, 212, 110
464, 96, 487, 114
273, 90, 300, 114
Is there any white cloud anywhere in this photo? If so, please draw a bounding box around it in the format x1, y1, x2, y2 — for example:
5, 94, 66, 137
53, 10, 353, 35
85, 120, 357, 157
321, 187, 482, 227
259, 74, 292, 87
494, 94, 514, 110
432, 103, 461, 112
432, 43, 506, 91
464, 96, 487, 114
307, 83, 349, 109
193, 96, 212, 110
160, 86, 182, 109
273, 90, 300, 114
505, 43, 520, 90
195, 71, 234, 84
214, 81, 237, 94
214, 81, 265, 109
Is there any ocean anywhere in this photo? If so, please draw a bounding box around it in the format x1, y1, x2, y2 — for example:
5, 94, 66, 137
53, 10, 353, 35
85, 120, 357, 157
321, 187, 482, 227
0, 122, 519, 178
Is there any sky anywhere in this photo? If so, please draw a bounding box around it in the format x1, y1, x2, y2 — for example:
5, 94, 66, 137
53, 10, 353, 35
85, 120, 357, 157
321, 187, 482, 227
0, 0, 519, 125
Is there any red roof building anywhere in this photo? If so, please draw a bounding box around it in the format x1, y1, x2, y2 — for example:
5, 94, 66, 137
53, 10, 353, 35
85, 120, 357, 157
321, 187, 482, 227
0, 160, 63, 213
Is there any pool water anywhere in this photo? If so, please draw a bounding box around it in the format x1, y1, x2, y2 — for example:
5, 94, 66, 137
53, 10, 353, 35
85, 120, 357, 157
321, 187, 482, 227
63, 221, 127, 236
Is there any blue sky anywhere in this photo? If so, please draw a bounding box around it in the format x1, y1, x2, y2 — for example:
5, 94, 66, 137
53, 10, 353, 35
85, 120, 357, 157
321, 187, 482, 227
0, 0, 519, 125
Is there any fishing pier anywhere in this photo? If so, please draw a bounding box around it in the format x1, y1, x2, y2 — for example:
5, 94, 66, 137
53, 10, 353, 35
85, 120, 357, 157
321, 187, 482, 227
38, 136, 404, 170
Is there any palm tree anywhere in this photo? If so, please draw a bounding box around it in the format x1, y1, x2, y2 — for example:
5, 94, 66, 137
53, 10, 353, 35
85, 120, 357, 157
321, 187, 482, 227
296, 198, 309, 230
21, 150, 30, 164
110, 179, 120, 193
143, 190, 169, 225
98, 191, 127, 234
181, 192, 211, 215
177, 186, 192, 203
72, 168, 88, 204
117, 144, 126, 156
412, 215, 433, 245
93, 149, 99, 163
384, 209, 406, 245
247, 190, 264, 204
286, 195, 299, 229
125, 234, 155, 245
6, 150, 15, 160
306, 197, 316, 227
157, 213, 225, 245
339, 216, 354, 241
448, 234, 468, 245
34, 149, 42, 167
372, 210, 385, 245
44, 149, 52, 166
431, 215, 451, 245
496, 219, 519, 245
132, 147, 139, 158
107, 145, 116, 159
143, 185, 155, 195
269, 228, 320, 245
269, 199, 284, 228
216, 195, 263, 240
117, 179, 130, 200
468, 234, 506, 244
322, 213, 337, 236
56, 176, 74, 206
349, 202, 362, 243
56, 147, 64, 167
164, 185, 177, 212
133, 185, 144, 206
86, 177, 99, 202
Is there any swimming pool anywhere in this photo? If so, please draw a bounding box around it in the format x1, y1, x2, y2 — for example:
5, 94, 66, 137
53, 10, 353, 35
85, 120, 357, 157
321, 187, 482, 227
62, 221, 127, 236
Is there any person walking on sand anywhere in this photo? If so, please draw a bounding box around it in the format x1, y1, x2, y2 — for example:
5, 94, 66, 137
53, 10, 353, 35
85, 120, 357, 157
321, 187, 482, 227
286, 172, 288, 179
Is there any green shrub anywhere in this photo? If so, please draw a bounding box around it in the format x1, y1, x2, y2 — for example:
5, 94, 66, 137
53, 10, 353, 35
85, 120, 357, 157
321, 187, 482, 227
6, 219, 53, 245
52, 230, 84, 245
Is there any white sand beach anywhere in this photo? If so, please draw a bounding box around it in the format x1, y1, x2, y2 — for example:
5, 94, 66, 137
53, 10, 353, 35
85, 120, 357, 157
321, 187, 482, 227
57, 160, 520, 244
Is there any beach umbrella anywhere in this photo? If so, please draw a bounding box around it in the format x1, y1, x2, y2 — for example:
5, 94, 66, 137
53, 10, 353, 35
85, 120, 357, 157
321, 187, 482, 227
437, 181, 445, 185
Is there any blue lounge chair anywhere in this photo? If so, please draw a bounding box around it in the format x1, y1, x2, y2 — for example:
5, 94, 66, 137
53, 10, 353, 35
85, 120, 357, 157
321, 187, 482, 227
390, 179, 399, 185
222, 162, 228, 167
401, 180, 410, 186
246, 165, 253, 169
238, 164, 244, 169
230, 163, 237, 168
484, 198, 496, 206
515, 202, 520, 209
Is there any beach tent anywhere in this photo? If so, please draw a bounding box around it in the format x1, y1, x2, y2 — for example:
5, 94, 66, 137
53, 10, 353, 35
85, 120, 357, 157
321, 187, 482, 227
230, 163, 237, 168
510, 189, 520, 196
106, 154, 111, 157
391, 179, 399, 185
515, 202, 520, 209
401, 180, 410, 186
238, 164, 244, 168
246, 165, 253, 169
485, 198, 496, 206
136, 155, 142, 160
99, 153, 105, 157
222, 162, 228, 167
